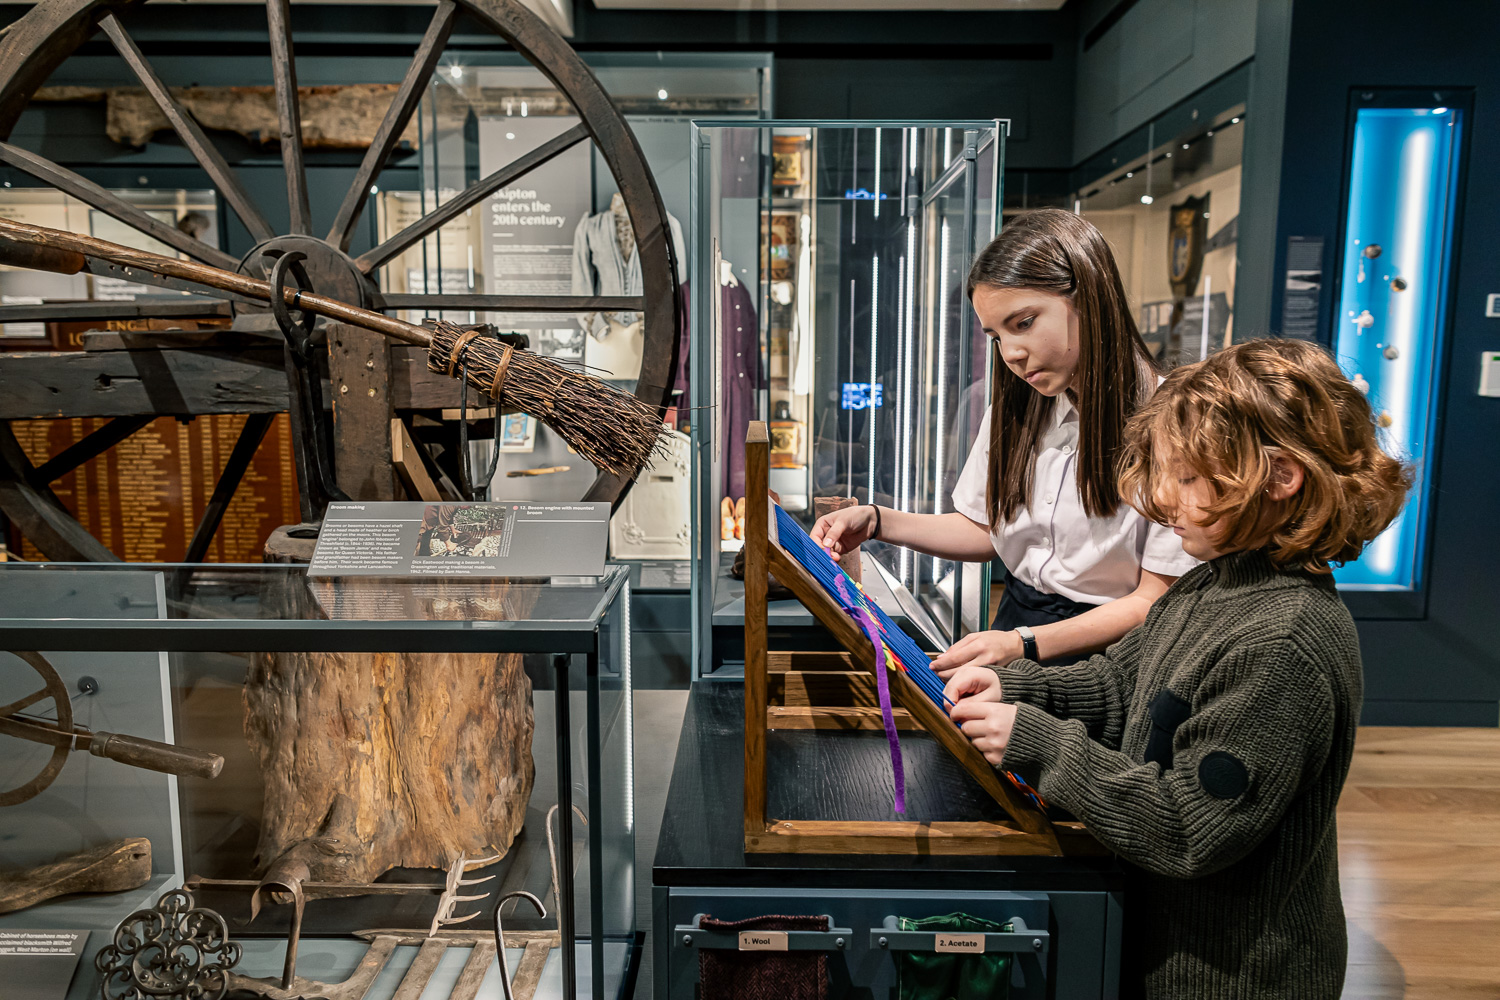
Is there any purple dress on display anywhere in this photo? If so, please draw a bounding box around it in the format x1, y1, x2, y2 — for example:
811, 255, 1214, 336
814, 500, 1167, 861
674, 278, 760, 501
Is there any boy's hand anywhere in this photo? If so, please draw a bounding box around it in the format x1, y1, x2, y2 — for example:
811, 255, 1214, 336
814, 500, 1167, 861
942, 666, 1002, 705
932, 629, 1024, 679
948, 699, 1019, 766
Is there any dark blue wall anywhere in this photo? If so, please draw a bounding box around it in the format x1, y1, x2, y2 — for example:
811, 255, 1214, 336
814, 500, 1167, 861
1264, 0, 1500, 725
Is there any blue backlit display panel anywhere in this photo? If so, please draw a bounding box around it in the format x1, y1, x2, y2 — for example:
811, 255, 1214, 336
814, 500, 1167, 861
1333, 106, 1462, 590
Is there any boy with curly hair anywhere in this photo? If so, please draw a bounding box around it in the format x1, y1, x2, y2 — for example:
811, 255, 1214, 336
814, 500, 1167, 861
944, 339, 1411, 999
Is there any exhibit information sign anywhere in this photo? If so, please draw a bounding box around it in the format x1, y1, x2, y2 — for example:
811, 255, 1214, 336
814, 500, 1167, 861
308, 501, 609, 578
0, 930, 88, 1000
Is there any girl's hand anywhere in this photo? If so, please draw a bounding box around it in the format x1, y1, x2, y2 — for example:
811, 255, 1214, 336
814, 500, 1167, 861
931, 629, 1025, 679
948, 699, 1019, 767
809, 505, 877, 563
942, 666, 1002, 706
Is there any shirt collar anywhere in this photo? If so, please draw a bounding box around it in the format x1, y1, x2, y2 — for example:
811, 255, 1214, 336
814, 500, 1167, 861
1052, 392, 1078, 426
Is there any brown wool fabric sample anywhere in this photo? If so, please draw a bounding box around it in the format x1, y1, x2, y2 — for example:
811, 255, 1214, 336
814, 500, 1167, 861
697, 914, 829, 1000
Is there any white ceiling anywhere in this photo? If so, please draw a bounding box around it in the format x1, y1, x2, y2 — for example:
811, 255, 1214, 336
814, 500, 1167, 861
592, 0, 1065, 10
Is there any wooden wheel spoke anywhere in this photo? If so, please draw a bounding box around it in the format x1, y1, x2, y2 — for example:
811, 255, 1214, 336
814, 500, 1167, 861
380, 294, 643, 313
0, 142, 238, 270
356, 122, 591, 274
265, 0, 311, 235
183, 413, 273, 563
0, 687, 54, 720
31, 415, 154, 484
327, 0, 457, 252
98, 14, 275, 244
0, 299, 230, 324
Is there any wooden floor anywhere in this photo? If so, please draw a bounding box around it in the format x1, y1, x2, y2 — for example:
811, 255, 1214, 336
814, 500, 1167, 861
1339, 727, 1500, 999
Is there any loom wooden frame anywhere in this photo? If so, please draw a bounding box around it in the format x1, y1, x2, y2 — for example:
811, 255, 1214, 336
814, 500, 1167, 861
742, 422, 1103, 857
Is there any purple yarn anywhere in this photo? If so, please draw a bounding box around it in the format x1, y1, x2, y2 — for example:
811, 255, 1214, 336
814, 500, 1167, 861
834, 574, 906, 814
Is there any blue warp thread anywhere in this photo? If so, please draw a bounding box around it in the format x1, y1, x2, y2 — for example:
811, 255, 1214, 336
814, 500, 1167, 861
773, 504, 1049, 814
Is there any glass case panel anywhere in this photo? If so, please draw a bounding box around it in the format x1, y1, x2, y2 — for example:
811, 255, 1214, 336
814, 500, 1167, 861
0, 563, 633, 1000
689, 121, 1003, 675
384, 55, 768, 514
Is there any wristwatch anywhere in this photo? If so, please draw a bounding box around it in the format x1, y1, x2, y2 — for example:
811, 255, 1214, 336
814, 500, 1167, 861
1014, 625, 1039, 662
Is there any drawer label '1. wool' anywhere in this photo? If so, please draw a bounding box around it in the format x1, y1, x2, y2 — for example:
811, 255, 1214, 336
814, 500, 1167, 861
738, 931, 789, 951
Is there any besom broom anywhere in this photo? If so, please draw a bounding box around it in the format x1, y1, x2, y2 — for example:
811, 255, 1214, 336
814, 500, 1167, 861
0, 216, 667, 479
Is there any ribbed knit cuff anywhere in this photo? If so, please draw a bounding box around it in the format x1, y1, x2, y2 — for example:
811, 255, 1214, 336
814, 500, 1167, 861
1000, 702, 1068, 775
994, 661, 1047, 707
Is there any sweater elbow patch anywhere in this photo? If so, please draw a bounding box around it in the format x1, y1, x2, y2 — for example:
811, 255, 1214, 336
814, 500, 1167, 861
1198, 750, 1251, 800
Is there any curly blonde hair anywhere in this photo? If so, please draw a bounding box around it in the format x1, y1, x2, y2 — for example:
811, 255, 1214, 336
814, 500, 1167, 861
1117, 339, 1412, 572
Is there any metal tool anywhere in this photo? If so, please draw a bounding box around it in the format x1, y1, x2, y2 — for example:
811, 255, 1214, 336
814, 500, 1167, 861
429, 852, 504, 937
222, 928, 562, 1000
493, 892, 547, 1000
0, 650, 224, 806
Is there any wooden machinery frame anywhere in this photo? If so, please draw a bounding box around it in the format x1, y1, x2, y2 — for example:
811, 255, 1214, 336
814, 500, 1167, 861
742, 422, 1104, 857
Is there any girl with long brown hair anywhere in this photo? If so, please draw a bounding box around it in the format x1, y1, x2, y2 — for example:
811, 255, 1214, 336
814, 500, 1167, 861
811, 208, 1196, 672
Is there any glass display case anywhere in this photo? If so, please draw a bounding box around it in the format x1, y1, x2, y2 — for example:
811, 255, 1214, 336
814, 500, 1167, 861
386, 54, 768, 529
1330, 92, 1464, 592
0, 563, 634, 1000
688, 121, 1004, 676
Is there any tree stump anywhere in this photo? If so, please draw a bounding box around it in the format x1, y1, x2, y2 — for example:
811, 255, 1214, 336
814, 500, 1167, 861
242, 580, 536, 882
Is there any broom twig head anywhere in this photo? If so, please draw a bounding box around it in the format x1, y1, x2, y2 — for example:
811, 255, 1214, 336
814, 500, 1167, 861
427, 321, 666, 479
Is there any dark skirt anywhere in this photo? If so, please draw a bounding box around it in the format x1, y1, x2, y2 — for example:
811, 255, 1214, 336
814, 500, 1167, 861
990, 570, 1101, 667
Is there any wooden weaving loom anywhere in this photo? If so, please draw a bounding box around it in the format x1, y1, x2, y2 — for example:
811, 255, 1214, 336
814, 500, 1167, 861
742, 423, 1104, 857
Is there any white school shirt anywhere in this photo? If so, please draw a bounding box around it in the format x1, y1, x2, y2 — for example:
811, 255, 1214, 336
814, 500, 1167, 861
950, 392, 1199, 605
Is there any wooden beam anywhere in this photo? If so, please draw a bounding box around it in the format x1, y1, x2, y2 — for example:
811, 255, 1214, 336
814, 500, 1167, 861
746, 819, 1070, 856
380, 294, 644, 313
265, 0, 311, 235
183, 413, 273, 563
0, 347, 288, 420
769, 670, 878, 708
31, 414, 152, 483
743, 421, 769, 842
391, 417, 440, 502
328, 324, 398, 501
0, 299, 230, 323
767, 706, 920, 732
768, 650, 858, 673
327, 0, 456, 251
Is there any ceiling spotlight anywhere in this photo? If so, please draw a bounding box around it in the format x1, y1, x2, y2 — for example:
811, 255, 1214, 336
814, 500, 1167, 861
1125, 171, 1133, 178
369, 184, 379, 194
657, 88, 669, 100
1432, 106, 1448, 114
1231, 117, 1240, 124
505, 131, 515, 140
1181, 143, 1190, 149
1140, 194, 1153, 205
449, 65, 463, 80
1206, 130, 1214, 136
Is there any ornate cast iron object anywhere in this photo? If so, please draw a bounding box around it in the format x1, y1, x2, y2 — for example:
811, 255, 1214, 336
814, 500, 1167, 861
94, 888, 242, 1000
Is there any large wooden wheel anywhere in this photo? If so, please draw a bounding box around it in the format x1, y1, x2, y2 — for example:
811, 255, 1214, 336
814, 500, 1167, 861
0, 0, 681, 561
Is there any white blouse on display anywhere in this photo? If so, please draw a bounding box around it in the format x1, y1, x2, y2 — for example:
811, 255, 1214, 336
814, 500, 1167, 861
950, 392, 1199, 606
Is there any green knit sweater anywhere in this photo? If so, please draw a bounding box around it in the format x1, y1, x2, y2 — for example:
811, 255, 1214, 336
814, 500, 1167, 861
995, 548, 1360, 1000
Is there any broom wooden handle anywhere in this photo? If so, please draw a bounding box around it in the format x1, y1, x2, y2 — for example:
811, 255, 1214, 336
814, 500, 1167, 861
0, 216, 433, 348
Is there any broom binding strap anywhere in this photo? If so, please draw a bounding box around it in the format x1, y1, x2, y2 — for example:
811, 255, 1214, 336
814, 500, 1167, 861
489, 344, 515, 398
446, 328, 483, 376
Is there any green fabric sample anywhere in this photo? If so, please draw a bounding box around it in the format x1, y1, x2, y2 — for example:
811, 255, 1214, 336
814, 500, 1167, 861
895, 913, 1011, 1000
